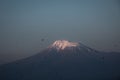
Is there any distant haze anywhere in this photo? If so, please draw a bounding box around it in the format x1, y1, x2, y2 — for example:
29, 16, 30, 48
0, 0, 120, 64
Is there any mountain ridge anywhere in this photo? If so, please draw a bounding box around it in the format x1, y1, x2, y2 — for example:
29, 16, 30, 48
0, 40, 120, 80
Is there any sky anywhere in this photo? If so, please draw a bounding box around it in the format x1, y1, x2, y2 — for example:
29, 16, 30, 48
0, 0, 120, 64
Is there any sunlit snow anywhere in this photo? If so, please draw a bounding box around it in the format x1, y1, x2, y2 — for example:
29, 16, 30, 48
50, 40, 79, 50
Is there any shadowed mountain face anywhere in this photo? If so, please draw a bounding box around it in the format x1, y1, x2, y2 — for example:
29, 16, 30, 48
0, 40, 120, 80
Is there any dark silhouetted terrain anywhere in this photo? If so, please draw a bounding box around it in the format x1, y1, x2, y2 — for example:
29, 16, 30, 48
0, 40, 120, 80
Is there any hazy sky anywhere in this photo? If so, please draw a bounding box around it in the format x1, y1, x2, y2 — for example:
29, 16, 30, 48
0, 0, 120, 64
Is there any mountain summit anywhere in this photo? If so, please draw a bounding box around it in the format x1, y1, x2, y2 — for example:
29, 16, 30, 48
49, 40, 79, 50
49, 40, 96, 53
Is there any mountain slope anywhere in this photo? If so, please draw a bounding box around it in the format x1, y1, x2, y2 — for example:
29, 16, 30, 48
0, 40, 120, 80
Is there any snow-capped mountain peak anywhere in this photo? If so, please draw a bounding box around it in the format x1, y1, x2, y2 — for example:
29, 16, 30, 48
50, 40, 79, 50
48, 40, 97, 53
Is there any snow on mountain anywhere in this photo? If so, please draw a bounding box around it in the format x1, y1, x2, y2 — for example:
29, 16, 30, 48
49, 40, 79, 50
48, 40, 97, 53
